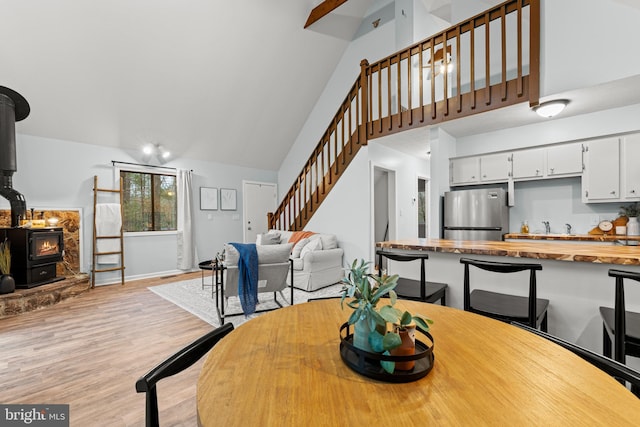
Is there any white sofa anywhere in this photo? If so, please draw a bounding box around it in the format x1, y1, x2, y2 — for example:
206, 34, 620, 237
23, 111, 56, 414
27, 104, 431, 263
257, 230, 344, 292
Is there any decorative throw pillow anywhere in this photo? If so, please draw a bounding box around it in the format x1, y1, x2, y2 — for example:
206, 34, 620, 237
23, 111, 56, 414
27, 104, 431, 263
299, 238, 322, 259
257, 232, 280, 245
288, 231, 315, 246
291, 238, 310, 258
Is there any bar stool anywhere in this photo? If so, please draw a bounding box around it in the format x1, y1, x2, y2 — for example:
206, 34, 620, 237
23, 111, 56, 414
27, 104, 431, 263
376, 249, 447, 305
599, 269, 640, 365
460, 257, 548, 331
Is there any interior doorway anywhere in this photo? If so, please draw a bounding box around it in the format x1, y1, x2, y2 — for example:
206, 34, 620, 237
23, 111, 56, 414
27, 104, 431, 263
242, 181, 277, 243
418, 176, 428, 238
372, 166, 396, 272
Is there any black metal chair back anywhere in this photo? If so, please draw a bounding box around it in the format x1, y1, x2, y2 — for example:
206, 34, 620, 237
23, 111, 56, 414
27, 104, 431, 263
460, 257, 546, 330
376, 249, 447, 305
601, 269, 640, 364
135, 323, 234, 427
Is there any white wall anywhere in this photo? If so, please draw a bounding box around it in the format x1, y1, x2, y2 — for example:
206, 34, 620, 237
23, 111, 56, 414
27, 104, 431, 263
542, 0, 640, 96
5, 133, 277, 284
278, 17, 396, 197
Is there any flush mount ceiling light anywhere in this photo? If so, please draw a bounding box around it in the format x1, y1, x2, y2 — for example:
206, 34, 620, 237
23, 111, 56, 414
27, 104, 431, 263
533, 99, 569, 118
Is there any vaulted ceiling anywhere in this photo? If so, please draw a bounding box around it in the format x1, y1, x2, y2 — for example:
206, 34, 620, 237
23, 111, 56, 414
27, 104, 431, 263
2, 1, 381, 170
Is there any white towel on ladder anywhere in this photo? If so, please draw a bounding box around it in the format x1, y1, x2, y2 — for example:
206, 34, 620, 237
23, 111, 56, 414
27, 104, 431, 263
95, 203, 122, 264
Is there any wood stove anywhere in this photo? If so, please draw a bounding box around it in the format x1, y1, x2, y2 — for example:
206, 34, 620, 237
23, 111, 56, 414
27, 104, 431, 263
3, 227, 64, 288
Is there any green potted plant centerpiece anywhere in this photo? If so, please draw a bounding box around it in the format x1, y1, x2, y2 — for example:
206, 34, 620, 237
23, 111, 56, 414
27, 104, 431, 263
340, 259, 433, 373
0, 238, 15, 294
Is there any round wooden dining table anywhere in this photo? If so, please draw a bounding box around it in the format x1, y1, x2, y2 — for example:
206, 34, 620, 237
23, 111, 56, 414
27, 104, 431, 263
197, 299, 640, 426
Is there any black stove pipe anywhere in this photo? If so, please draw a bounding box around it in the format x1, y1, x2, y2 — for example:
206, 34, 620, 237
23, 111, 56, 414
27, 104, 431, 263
0, 86, 30, 227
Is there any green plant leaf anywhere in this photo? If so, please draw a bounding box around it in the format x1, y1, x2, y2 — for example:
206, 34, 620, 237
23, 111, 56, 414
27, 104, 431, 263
379, 305, 402, 323
413, 314, 433, 332
382, 331, 402, 351
368, 329, 386, 353
380, 350, 395, 374
400, 311, 413, 326
347, 308, 362, 325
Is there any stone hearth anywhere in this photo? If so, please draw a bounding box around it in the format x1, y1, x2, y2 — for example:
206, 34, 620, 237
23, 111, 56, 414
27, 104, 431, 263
0, 274, 90, 318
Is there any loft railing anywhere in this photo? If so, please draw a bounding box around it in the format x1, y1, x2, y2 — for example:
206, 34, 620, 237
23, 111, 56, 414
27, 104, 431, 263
269, 0, 538, 231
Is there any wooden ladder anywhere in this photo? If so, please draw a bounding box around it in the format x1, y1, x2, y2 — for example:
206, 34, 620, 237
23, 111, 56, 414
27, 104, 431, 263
91, 175, 125, 288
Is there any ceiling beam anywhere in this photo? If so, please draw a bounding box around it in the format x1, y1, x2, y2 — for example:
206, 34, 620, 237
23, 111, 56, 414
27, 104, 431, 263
304, 0, 349, 28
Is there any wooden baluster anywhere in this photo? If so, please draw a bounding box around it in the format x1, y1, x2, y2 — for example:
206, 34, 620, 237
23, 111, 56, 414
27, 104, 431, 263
517, 0, 523, 96
387, 58, 392, 130
419, 45, 424, 123
397, 54, 402, 128
456, 28, 462, 113
430, 38, 436, 119
529, 0, 540, 107
470, 20, 476, 110
485, 12, 491, 105
443, 36, 449, 117
501, 4, 507, 101
407, 51, 413, 126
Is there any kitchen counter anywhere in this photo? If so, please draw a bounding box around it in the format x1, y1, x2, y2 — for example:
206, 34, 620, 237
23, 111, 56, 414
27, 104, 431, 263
504, 233, 640, 242
376, 238, 640, 265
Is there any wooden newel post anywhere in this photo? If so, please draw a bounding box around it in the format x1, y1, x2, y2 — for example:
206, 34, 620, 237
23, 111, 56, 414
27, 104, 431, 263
267, 212, 274, 230
359, 59, 369, 145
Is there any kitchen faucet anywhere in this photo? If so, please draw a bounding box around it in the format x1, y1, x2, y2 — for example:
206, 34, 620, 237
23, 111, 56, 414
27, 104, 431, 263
565, 223, 572, 235
542, 221, 550, 234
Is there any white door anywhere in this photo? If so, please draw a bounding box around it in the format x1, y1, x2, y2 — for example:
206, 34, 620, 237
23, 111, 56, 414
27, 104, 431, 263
243, 181, 278, 243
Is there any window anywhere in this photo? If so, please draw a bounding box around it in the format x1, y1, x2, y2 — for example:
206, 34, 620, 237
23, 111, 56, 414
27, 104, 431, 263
120, 170, 177, 232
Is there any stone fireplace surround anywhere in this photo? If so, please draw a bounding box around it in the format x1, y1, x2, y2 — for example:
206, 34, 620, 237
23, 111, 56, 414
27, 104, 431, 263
0, 209, 89, 317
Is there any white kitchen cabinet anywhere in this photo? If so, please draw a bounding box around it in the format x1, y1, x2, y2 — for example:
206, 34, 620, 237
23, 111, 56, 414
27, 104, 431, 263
582, 137, 620, 202
450, 157, 480, 185
512, 148, 544, 179
480, 152, 512, 182
621, 133, 640, 201
546, 143, 583, 177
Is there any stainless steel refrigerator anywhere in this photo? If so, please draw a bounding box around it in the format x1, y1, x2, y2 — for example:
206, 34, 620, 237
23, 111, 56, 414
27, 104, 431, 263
443, 188, 509, 241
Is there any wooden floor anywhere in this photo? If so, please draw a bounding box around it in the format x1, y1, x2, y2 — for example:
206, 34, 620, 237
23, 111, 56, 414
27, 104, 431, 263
0, 271, 211, 426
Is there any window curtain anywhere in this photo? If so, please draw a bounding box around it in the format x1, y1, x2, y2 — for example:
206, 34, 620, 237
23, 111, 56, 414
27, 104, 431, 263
177, 169, 196, 270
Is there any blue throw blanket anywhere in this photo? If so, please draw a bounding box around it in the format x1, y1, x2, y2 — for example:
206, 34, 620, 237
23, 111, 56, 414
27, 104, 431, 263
229, 242, 258, 316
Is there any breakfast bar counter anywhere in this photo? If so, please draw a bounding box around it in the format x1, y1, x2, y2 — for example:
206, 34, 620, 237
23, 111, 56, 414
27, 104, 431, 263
375, 239, 640, 360
377, 238, 640, 265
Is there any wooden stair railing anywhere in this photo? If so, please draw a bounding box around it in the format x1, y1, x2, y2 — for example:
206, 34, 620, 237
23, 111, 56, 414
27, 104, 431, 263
269, 0, 539, 231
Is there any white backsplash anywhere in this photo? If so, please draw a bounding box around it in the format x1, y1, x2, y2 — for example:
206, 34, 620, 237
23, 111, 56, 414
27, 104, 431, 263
508, 177, 625, 235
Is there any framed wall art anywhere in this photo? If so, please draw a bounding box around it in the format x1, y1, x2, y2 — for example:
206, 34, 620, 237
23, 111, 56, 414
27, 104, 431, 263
200, 187, 218, 210
220, 188, 237, 210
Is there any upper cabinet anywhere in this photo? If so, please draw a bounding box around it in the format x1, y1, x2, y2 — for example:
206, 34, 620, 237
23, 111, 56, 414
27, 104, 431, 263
582, 137, 620, 202
546, 143, 583, 177
450, 157, 480, 185
622, 133, 640, 200
450, 153, 511, 185
582, 134, 640, 203
480, 153, 512, 182
512, 148, 544, 180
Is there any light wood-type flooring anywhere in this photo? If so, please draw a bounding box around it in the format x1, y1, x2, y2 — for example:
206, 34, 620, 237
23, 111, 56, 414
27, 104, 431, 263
0, 271, 211, 426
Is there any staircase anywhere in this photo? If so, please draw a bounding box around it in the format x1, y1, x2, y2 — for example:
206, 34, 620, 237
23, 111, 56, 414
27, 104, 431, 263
269, 0, 539, 231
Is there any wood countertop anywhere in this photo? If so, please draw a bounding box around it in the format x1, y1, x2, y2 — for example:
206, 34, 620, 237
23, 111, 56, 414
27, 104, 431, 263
504, 233, 640, 242
376, 238, 640, 265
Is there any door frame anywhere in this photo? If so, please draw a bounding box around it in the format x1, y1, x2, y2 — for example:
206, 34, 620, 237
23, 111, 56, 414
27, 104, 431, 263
370, 162, 397, 264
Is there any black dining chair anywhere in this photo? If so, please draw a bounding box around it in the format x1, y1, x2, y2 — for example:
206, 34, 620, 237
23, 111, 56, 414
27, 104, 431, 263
599, 269, 640, 367
513, 322, 640, 398
460, 257, 548, 331
376, 249, 447, 305
135, 323, 234, 427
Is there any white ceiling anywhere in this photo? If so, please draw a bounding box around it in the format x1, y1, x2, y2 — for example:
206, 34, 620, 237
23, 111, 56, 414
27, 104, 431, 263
4, 0, 640, 171
1, 0, 369, 170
